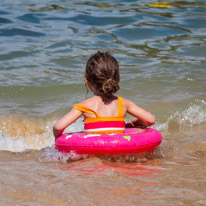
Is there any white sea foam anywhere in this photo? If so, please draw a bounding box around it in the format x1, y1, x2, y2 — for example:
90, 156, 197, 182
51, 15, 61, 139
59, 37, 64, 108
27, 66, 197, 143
0, 132, 54, 153
39, 147, 88, 163
154, 100, 206, 131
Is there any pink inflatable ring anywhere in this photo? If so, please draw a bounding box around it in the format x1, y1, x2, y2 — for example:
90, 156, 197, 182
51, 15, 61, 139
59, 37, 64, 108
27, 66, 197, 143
55, 128, 163, 155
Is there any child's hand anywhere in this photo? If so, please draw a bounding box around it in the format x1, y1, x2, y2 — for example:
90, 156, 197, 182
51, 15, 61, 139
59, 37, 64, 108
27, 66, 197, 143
126, 118, 147, 129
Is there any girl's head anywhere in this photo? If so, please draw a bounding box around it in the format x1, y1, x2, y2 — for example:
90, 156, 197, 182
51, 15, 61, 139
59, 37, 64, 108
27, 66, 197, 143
85, 51, 120, 102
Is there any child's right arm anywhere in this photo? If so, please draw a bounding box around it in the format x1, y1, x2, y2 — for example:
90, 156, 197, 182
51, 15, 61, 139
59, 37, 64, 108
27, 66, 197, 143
53, 109, 82, 139
125, 99, 155, 128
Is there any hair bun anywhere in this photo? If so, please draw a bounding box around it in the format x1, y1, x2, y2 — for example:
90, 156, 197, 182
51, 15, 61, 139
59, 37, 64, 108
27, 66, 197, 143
102, 79, 119, 95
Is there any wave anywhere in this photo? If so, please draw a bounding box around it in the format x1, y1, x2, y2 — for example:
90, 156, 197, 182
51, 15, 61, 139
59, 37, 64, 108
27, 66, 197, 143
154, 99, 206, 131
0, 116, 83, 153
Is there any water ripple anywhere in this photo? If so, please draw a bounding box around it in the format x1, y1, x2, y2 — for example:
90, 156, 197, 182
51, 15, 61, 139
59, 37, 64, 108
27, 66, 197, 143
0, 28, 45, 37
17, 13, 41, 24
0, 17, 12, 24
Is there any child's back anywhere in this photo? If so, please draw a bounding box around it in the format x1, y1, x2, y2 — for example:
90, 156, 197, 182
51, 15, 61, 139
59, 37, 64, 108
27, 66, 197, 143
76, 96, 121, 118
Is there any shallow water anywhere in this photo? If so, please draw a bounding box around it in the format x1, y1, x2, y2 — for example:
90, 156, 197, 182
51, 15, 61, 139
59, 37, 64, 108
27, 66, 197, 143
0, 0, 206, 205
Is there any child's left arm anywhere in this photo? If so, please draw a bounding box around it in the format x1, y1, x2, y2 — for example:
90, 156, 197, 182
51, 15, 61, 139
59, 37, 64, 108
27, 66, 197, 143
125, 99, 155, 128
53, 109, 82, 139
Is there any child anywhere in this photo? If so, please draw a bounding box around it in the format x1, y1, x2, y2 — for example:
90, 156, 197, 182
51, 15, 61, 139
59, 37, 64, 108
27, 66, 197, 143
53, 51, 155, 139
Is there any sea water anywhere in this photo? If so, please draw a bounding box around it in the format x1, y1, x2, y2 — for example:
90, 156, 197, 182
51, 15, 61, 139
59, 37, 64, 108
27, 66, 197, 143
0, 0, 206, 205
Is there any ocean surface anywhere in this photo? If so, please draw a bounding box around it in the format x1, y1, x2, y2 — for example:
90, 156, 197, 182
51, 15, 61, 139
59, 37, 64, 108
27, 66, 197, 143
0, 0, 206, 205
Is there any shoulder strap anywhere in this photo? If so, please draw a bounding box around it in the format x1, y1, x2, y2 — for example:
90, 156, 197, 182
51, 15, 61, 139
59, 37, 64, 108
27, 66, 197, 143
118, 97, 123, 117
73, 104, 100, 118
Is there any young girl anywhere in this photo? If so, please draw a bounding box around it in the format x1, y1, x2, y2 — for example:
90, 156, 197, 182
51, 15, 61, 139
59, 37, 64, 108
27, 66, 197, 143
53, 51, 155, 139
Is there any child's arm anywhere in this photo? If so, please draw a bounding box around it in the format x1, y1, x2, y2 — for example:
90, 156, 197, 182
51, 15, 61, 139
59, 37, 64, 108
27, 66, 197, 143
125, 99, 155, 128
53, 109, 82, 139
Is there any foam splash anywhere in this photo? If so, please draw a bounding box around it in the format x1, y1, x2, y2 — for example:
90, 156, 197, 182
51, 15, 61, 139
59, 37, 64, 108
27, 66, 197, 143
0, 132, 54, 153
154, 100, 206, 131
40, 147, 88, 163
39, 146, 163, 163
0, 134, 27, 152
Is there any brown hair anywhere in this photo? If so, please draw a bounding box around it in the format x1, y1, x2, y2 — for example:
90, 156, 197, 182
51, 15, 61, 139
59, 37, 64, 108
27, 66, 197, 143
85, 51, 120, 103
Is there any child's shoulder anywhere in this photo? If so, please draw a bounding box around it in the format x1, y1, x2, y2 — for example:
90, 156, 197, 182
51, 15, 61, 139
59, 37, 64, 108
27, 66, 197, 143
121, 97, 140, 112
75, 97, 96, 107
121, 97, 134, 106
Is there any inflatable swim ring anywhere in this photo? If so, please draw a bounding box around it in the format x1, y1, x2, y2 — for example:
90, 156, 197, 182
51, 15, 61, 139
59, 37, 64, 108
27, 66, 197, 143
55, 128, 163, 155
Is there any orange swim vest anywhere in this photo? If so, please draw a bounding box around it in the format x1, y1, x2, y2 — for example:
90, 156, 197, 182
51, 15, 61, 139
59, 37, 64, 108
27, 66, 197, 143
73, 97, 125, 134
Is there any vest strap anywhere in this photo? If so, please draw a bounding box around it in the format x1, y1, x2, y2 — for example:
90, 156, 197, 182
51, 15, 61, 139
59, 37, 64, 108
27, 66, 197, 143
73, 104, 100, 118
118, 97, 123, 117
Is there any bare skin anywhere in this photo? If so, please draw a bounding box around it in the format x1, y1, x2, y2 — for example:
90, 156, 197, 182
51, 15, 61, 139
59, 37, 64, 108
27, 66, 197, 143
53, 78, 155, 139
